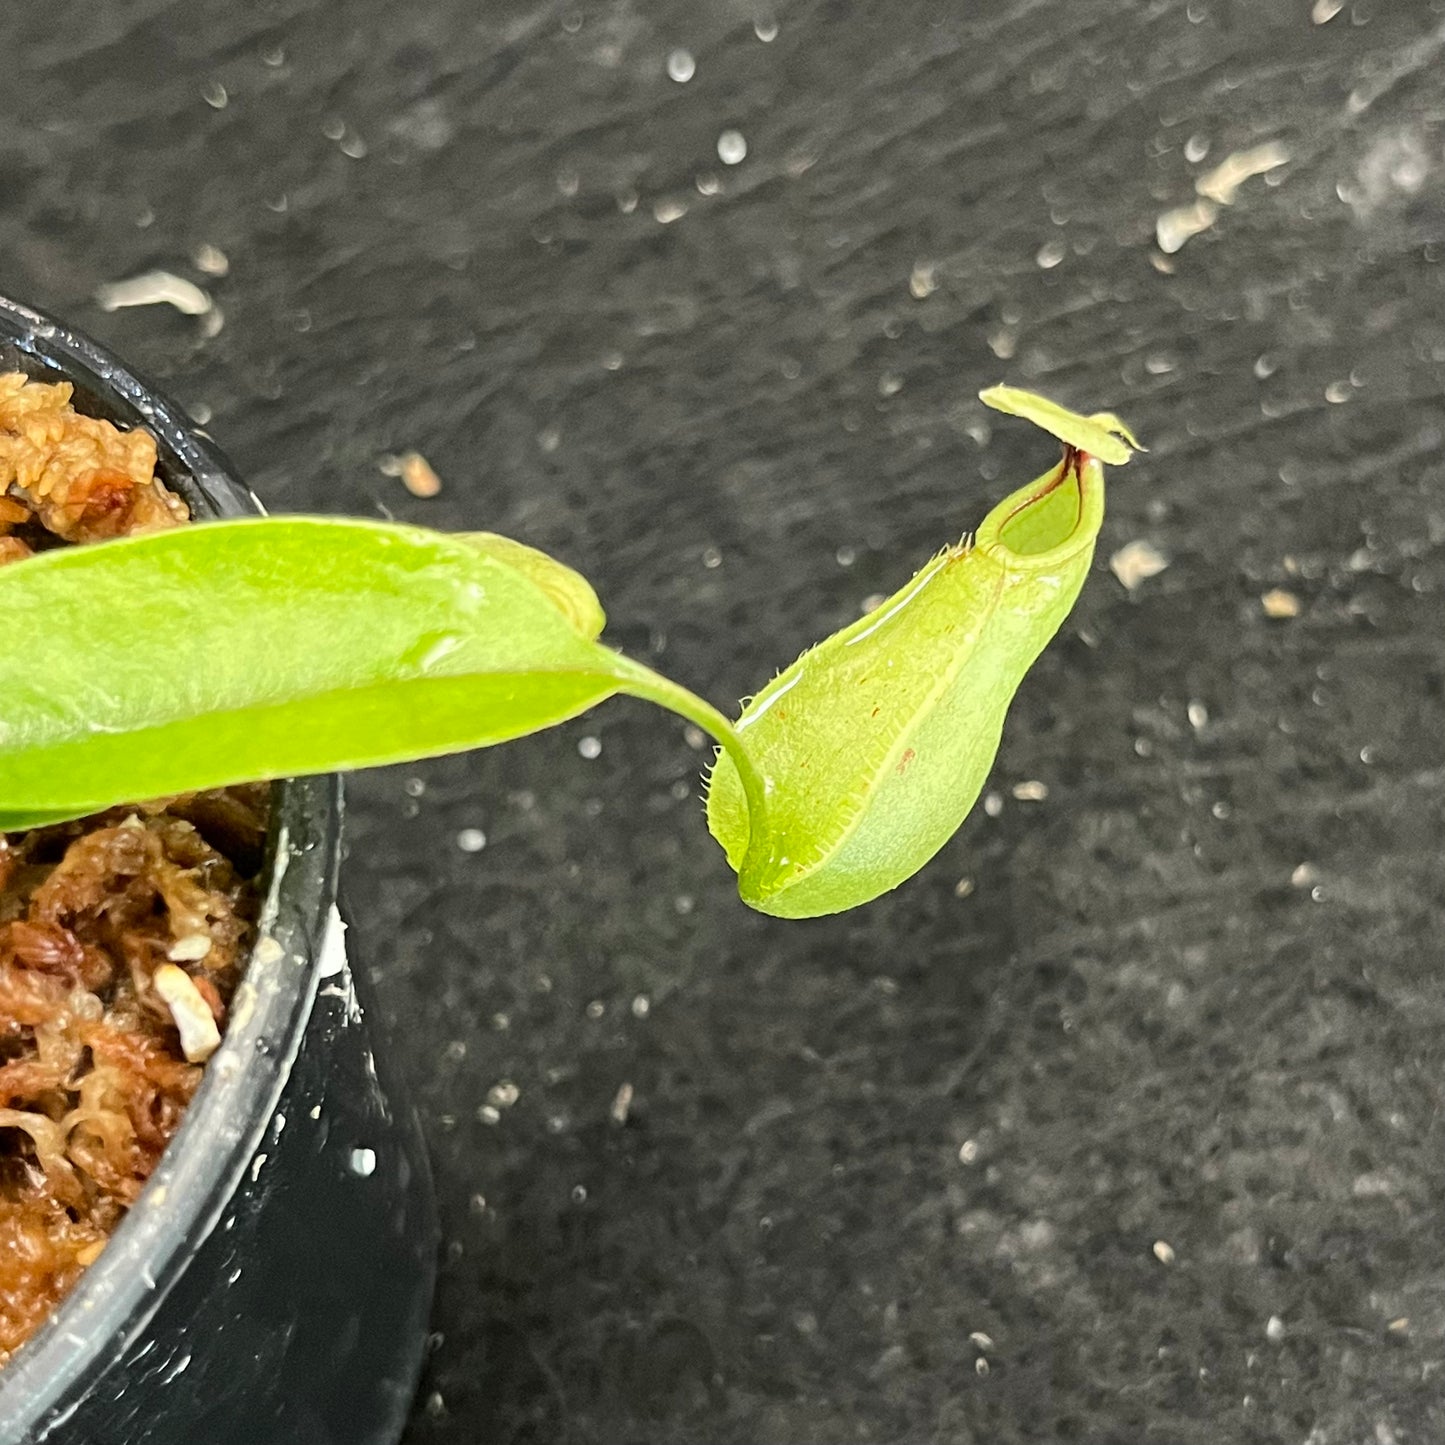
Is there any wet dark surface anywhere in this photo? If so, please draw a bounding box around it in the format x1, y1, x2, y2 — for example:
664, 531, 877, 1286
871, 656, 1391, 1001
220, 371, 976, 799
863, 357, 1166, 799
5, 1, 1445, 1440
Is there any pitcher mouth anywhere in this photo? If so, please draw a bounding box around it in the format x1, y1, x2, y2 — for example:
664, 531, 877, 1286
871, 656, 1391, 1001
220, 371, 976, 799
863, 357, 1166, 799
973, 448, 1105, 571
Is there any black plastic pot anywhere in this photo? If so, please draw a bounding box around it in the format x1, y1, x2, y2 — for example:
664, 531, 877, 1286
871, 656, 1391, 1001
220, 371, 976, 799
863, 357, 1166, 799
0, 296, 438, 1445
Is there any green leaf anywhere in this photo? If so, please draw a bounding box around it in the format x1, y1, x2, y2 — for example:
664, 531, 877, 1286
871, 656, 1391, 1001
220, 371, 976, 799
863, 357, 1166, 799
706, 451, 1106, 917
0, 517, 741, 829
979, 384, 1143, 465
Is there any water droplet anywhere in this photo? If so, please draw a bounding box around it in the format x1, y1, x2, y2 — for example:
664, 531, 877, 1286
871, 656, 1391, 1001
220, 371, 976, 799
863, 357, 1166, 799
653, 197, 688, 224
754, 15, 779, 41
1325, 380, 1351, 404
1187, 700, 1209, 730
1036, 239, 1066, 269
486, 1080, 520, 1108
349, 1147, 377, 1177
717, 129, 748, 165
412, 632, 463, 671
321, 117, 346, 141
202, 80, 228, 109
1184, 134, 1210, 163
456, 827, 487, 853
578, 735, 602, 760
695, 173, 721, 196
666, 48, 695, 82
631, 994, 651, 1018
835, 545, 856, 567
571, 1184, 588, 1204
702, 545, 723, 568
989, 330, 1017, 361
586, 999, 605, 1019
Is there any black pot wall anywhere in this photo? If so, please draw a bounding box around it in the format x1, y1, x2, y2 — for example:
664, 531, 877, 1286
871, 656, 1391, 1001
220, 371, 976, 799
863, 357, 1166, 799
0, 298, 438, 1445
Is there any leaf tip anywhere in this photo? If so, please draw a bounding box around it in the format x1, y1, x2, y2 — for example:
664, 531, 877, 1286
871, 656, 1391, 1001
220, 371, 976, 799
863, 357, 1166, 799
979, 384, 1144, 466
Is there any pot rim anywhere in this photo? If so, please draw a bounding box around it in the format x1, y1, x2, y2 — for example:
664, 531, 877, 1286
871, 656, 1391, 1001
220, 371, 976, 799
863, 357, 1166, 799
0, 294, 343, 1440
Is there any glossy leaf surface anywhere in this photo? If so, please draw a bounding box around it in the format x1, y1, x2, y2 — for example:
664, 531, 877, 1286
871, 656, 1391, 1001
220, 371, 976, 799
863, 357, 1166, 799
0, 518, 646, 829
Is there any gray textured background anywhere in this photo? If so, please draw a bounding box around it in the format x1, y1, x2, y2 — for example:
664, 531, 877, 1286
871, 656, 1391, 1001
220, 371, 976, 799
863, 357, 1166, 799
5, 1, 1445, 1440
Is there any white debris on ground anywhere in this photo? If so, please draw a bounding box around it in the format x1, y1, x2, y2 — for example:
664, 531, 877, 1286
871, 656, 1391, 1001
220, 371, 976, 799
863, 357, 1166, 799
95, 270, 213, 316
379, 450, 443, 497
192, 244, 229, 276
1261, 587, 1302, 618
1195, 142, 1292, 204
1156, 141, 1290, 253
908, 261, 937, 299
1109, 539, 1170, 591
1156, 199, 1219, 255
